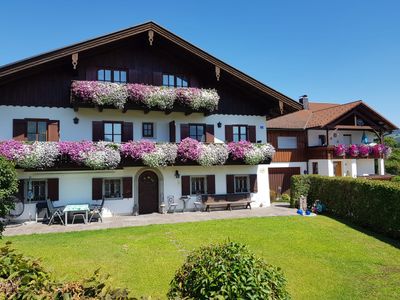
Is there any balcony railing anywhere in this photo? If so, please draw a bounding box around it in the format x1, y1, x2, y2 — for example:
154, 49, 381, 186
307, 144, 390, 160
0, 139, 274, 170
70, 80, 220, 115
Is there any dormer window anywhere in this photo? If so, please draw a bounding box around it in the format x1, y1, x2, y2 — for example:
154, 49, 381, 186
163, 74, 188, 87
97, 69, 127, 83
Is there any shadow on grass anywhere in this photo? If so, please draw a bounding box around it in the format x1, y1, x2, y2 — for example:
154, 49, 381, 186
324, 214, 400, 250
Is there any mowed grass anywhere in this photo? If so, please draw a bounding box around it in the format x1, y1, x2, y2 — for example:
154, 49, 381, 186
3, 216, 400, 299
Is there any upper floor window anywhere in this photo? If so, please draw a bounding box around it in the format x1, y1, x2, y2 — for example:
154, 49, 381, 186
234, 175, 249, 193
191, 176, 206, 195
27, 120, 47, 142
97, 69, 127, 83
142, 122, 154, 138
233, 125, 247, 142
318, 135, 326, 146
189, 124, 205, 142
277, 136, 297, 149
163, 74, 189, 87
104, 122, 122, 143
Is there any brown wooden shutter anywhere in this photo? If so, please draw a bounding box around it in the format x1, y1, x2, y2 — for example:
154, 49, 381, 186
92, 121, 104, 142
206, 175, 215, 194
249, 174, 258, 193
180, 124, 189, 140
226, 175, 234, 193
92, 178, 103, 200
122, 177, 133, 198
190, 76, 200, 88
17, 179, 25, 200
47, 178, 59, 201
47, 120, 59, 141
225, 125, 233, 142
153, 72, 163, 86
86, 66, 97, 81
122, 122, 133, 142
205, 124, 215, 143
181, 176, 190, 196
248, 126, 256, 143
169, 121, 176, 143
13, 119, 27, 141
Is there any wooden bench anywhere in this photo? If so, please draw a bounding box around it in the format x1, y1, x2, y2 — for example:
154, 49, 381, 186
202, 193, 252, 212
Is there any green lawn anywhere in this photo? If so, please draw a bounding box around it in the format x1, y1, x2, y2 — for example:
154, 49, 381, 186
3, 216, 400, 299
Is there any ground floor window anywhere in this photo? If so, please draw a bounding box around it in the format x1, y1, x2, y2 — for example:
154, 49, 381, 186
28, 180, 47, 201
191, 176, 206, 194
312, 162, 319, 174
104, 178, 122, 198
234, 175, 249, 193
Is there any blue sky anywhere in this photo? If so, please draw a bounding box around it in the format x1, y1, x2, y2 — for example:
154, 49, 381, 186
1, 0, 399, 126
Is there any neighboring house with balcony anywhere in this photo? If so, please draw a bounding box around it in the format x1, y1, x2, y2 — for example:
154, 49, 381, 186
266, 96, 397, 196
0, 22, 302, 220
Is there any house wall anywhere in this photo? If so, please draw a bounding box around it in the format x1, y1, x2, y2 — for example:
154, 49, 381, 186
308, 158, 376, 177
0, 106, 267, 143
308, 129, 376, 146
268, 162, 307, 174
357, 159, 375, 176
15, 164, 270, 220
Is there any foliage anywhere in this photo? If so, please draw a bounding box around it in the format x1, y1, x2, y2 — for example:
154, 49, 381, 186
289, 175, 313, 208
290, 175, 400, 239
392, 176, 400, 183
168, 241, 290, 300
0, 157, 18, 236
333, 144, 391, 158
72, 81, 220, 112
385, 137, 400, 175
281, 194, 290, 203
0, 140, 275, 170
0, 242, 141, 299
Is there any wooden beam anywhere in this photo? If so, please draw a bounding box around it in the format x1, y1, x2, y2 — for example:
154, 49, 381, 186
144, 108, 150, 114
184, 111, 192, 116
165, 109, 172, 115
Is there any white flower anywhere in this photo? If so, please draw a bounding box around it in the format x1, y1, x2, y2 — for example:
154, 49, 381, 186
198, 144, 228, 166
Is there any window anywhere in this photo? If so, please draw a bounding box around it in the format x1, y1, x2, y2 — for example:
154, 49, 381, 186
234, 176, 249, 193
277, 136, 297, 149
142, 122, 154, 138
318, 135, 326, 146
233, 125, 247, 142
28, 180, 46, 201
27, 120, 47, 141
162, 74, 189, 87
191, 176, 206, 195
97, 69, 127, 83
312, 162, 319, 174
189, 124, 205, 142
104, 122, 122, 143
104, 179, 122, 198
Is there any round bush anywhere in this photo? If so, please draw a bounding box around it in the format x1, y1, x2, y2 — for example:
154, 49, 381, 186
168, 241, 290, 300
281, 194, 291, 203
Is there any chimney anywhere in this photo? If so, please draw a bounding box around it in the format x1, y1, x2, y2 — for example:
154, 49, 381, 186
299, 95, 309, 110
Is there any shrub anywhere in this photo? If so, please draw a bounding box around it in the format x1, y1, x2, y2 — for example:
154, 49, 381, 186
0, 157, 18, 236
0, 242, 140, 299
168, 241, 290, 300
281, 194, 290, 203
290, 175, 314, 207
392, 176, 400, 183
290, 175, 400, 239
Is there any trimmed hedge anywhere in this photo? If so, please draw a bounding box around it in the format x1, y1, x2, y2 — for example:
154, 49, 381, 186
291, 175, 400, 239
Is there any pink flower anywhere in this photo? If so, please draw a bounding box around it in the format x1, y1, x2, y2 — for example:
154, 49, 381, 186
334, 144, 347, 157
358, 144, 370, 157
177, 138, 202, 162
347, 144, 359, 157
120, 140, 156, 160
227, 141, 253, 160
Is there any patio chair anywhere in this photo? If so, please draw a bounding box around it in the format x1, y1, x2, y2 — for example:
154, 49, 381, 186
46, 198, 64, 226
72, 213, 86, 224
89, 197, 105, 223
193, 193, 203, 212
167, 195, 178, 213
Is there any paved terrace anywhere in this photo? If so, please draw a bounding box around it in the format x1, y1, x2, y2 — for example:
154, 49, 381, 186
3, 203, 297, 237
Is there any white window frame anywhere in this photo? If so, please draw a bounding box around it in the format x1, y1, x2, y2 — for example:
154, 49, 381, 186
277, 136, 298, 149
234, 175, 249, 193
103, 178, 123, 200
190, 176, 207, 195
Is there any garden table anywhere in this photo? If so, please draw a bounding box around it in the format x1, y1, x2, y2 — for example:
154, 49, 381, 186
63, 204, 90, 225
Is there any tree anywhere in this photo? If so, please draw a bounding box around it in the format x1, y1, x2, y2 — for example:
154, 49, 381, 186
385, 136, 400, 175
0, 157, 18, 236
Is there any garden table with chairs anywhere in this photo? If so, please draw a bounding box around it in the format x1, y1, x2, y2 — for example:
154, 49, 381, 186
63, 204, 90, 225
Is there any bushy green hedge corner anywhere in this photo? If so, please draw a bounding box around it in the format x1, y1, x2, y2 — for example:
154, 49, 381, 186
0, 157, 18, 236
168, 241, 290, 300
290, 175, 400, 239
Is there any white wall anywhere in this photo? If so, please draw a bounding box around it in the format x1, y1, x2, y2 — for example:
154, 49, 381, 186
308, 129, 376, 146
0, 106, 267, 143
268, 162, 308, 174
357, 159, 375, 176
308, 159, 331, 176
15, 164, 270, 220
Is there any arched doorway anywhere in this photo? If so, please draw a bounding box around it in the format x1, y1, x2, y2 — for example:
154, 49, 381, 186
138, 170, 159, 214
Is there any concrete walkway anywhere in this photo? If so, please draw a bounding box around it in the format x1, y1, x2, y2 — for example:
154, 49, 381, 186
3, 203, 297, 237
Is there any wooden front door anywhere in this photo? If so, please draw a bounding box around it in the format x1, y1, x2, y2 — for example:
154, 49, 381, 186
333, 161, 342, 177
138, 171, 159, 214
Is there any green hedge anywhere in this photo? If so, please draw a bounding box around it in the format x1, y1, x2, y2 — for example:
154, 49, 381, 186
290, 175, 400, 239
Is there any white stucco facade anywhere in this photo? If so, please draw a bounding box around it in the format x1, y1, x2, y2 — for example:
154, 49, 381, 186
308, 129, 376, 147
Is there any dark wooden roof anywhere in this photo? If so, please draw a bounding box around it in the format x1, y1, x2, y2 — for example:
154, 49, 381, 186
0, 21, 302, 111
